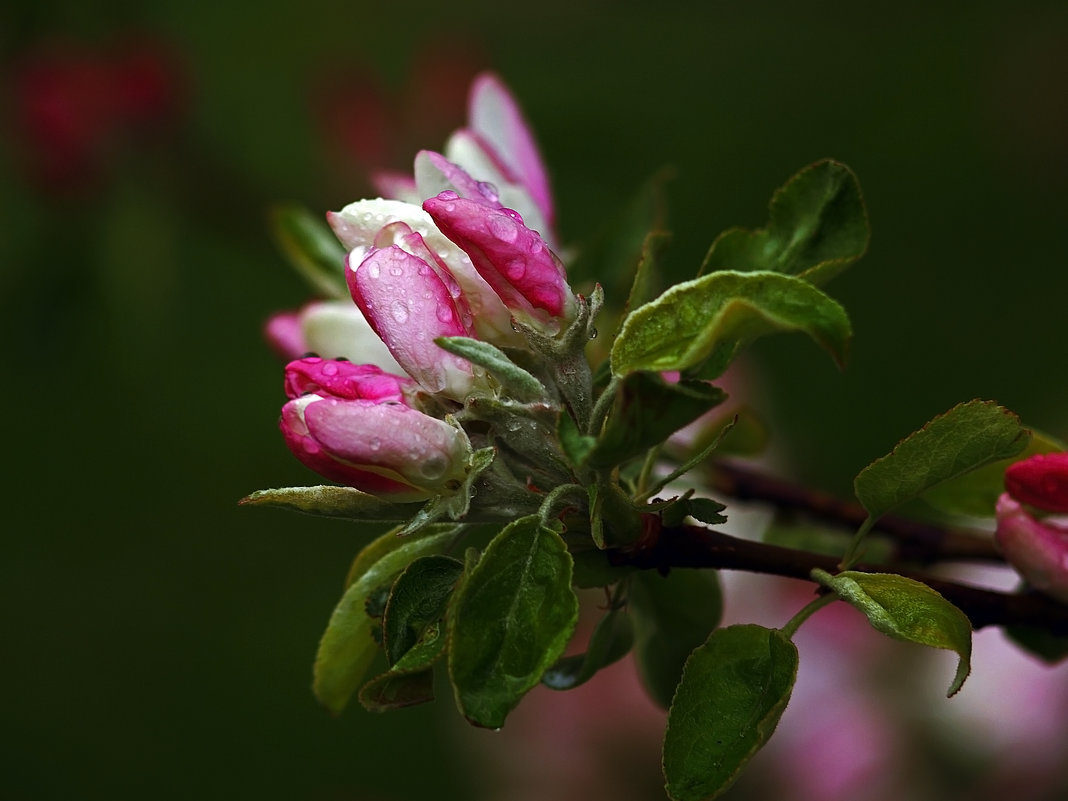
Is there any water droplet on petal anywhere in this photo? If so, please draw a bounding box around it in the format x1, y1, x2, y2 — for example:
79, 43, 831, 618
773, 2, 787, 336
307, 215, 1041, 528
420, 455, 448, 480
505, 259, 526, 281
391, 301, 409, 323
436, 304, 455, 324
476, 180, 500, 203
322, 362, 338, 375
488, 214, 519, 243
389, 264, 404, 277
367, 262, 381, 279
368, 437, 381, 451
438, 190, 459, 201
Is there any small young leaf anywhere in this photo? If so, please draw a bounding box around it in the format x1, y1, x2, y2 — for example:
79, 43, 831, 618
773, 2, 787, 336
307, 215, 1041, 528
358, 622, 449, 712
621, 230, 673, 324
270, 204, 348, 298
448, 516, 579, 728
588, 373, 727, 468
436, 336, 546, 402
812, 569, 972, 696
542, 607, 635, 690
344, 524, 460, 589
663, 625, 798, 801
382, 556, 464, 666
558, 410, 598, 468
700, 160, 869, 286
239, 485, 421, 522
611, 271, 851, 379
630, 569, 723, 708
313, 527, 460, 714
854, 400, 1031, 523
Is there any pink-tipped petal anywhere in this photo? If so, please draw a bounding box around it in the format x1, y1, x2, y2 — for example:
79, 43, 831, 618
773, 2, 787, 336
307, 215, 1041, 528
299, 300, 405, 374
414, 149, 501, 207
264, 311, 305, 360
348, 245, 478, 400
1006, 453, 1068, 514
995, 493, 1068, 603
371, 169, 420, 204
284, 357, 413, 402
424, 193, 576, 332
467, 73, 554, 232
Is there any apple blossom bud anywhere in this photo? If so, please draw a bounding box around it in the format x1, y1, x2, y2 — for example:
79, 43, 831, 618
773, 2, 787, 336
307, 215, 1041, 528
1005, 453, 1068, 514
280, 393, 471, 500
347, 245, 483, 401
423, 191, 576, 333
283, 357, 414, 403
994, 493, 1068, 603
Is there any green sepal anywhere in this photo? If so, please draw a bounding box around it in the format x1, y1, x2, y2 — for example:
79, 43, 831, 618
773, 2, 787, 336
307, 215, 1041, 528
588, 373, 727, 469
542, 607, 635, 690
382, 556, 464, 666
447, 516, 579, 728
610, 270, 851, 379
436, 336, 546, 402
700, 160, 868, 286
812, 569, 972, 696
239, 485, 421, 522
629, 569, 724, 709
313, 526, 461, 714
854, 399, 1031, 524
663, 625, 799, 801
558, 410, 597, 468
270, 203, 348, 298
397, 446, 496, 536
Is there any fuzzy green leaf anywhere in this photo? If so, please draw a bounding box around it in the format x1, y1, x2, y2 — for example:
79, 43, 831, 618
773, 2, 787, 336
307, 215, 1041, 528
270, 204, 348, 298
436, 336, 546, 402
611, 271, 851, 379
663, 625, 798, 801
854, 400, 1030, 523
313, 527, 460, 714
542, 607, 635, 690
588, 373, 727, 468
700, 160, 868, 286
630, 569, 724, 709
813, 569, 972, 696
358, 622, 448, 712
239, 485, 421, 522
382, 556, 464, 666
448, 516, 578, 728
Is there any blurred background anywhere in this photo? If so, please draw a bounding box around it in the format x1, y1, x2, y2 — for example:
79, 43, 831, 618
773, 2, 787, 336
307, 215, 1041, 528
4, 0, 1067, 799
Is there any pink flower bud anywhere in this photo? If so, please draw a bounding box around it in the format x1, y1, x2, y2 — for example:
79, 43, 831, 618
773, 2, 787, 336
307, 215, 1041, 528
423, 191, 576, 333
1005, 453, 1068, 514
347, 245, 482, 400
283, 357, 414, 403
281, 394, 471, 500
995, 493, 1068, 603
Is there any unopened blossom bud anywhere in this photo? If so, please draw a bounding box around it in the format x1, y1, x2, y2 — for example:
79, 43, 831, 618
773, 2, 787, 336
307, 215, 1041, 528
280, 394, 471, 501
283, 357, 414, 403
994, 493, 1068, 603
1005, 453, 1068, 514
347, 245, 484, 401
424, 191, 576, 334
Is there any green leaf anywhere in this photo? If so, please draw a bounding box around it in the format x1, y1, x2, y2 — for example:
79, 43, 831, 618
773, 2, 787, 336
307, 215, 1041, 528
313, 527, 461, 714
436, 336, 546, 402
700, 160, 868, 286
854, 400, 1031, 523
611, 271, 851, 379
921, 428, 1066, 517
812, 569, 972, 696
270, 204, 348, 298
382, 556, 464, 666
358, 622, 449, 712
557, 410, 597, 468
630, 569, 723, 708
343, 524, 460, 589
448, 516, 579, 728
542, 607, 635, 690
621, 230, 673, 323
239, 485, 421, 522
588, 373, 727, 468
663, 625, 798, 801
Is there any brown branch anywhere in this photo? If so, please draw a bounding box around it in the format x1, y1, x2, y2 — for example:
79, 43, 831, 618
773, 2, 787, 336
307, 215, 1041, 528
708, 462, 1000, 562
610, 524, 1068, 636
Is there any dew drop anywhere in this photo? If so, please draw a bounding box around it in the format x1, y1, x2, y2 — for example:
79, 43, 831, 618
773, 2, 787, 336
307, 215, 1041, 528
366, 262, 381, 279
438, 190, 459, 201
391, 301, 409, 323
505, 259, 526, 281
420, 455, 448, 480
322, 362, 339, 375
368, 437, 381, 451
588, 327, 598, 340
389, 264, 404, 277
436, 305, 455, 323
488, 214, 519, 243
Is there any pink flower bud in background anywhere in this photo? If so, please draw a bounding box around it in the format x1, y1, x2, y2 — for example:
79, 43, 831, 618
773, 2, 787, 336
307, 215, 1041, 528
995, 453, 1068, 603
347, 245, 483, 401
283, 357, 414, 403
281, 394, 471, 500
424, 191, 576, 333
1005, 453, 1068, 514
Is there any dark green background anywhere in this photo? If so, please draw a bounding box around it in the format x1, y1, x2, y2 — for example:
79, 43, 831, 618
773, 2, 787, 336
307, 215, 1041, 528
5, 1, 1066, 799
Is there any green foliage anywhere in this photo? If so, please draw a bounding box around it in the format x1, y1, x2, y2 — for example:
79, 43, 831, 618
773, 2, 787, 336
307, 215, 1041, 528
813, 569, 972, 696
269, 204, 348, 299
381, 556, 464, 666
610, 270, 852, 379
854, 399, 1031, 523
313, 526, 461, 714
447, 516, 579, 728
435, 336, 546, 402
239, 485, 421, 522
700, 160, 869, 286
663, 625, 799, 801
542, 606, 635, 690
629, 569, 724, 709
588, 373, 728, 468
